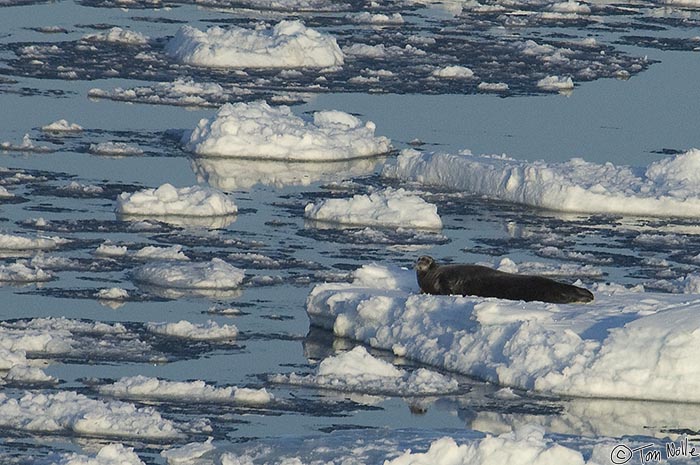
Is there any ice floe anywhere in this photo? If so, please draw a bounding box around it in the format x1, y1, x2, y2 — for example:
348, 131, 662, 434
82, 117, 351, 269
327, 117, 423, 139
165, 20, 344, 69
95, 242, 128, 257
477, 82, 509, 92
40, 119, 83, 132
386, 426, 586, 465
432, 65, 475, 79
82, 27, 149, 45
161, 438, 215, 465
271, 346, 459, 396
307, 262, 700, 402
58, 181, 104, 195
98, 375, 272, 404
47, 443, 146, 465
536, 75, 574, 92
383, 148, 700, 217
348, 12, 405, 24
0, 390, 183, 439
211, 427, 597, 465
95, 287, 130, 301
0, 233, 69, 250
304, 188, 443, 229
88, 78, 252, 108
145, 320, 239, 341
132, 258, 244, 291
0, 262, 54, 282
184, 101, 391, 161
116, 183, 238, 218
89, 141, 143, 156
134, 245, 189, 261
0, 134, 53, 153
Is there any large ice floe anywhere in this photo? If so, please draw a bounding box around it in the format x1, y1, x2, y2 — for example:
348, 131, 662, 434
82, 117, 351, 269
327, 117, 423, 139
184, 101, 391, 161
115, 183, 238, 218
304, 188, 443, 229
165, 20, 344, 69
383, 148, 700, 217
271, 345, 459, 396
132, 258, 245, 291
307, 262, 700, 402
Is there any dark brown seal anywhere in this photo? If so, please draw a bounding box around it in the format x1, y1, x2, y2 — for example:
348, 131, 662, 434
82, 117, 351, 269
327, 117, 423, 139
415, 256, 594, 303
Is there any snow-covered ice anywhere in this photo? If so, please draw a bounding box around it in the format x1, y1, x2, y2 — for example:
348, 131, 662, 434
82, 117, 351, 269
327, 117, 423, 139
386, 426, 586, 465
304, 188, 443, 229
0, 134, 53, 153
145, 320, 239, 341
132, 258, 244, 290
165, 20, 344, 69
88, 78, 251, 108
47, 444, 146, 465
271, 346, 459, 396
89, 142, 143, 156
0, 390, 183, 439
383, 148, 700, 217
161, 438, 215, 465
134, 245, 189, 261
41, 119, 83, 132
307, 262, 700, 402
116, 183, 238, 218
82, 27, 149, 45
536, 75, 574, 92
348, 12, 405, 24
184, 101, 391, 161
432, 65, 475, 79
95, 242, 128, 257
95, 287, 129, 300
0, 262, 54, 282
477, 82, 509, 92
0, 233, 69, 250
99, 375, 271, 404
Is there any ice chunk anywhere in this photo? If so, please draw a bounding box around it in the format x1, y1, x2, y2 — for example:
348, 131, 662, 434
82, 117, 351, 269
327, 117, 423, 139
132, 258, 244, 290
116, 183, 238, 218
185, 101, 390, 161
165, 20, 344, 69
304, 188, 442, 229
145, 320, 239, 341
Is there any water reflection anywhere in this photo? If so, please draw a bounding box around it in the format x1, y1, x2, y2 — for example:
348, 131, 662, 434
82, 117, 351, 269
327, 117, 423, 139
117, 213, 237, 230
191, 155, 386, 190
135, 283, 243, 301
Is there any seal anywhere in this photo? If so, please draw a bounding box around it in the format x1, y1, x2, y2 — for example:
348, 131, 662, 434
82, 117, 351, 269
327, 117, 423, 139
415, 256, 594, 303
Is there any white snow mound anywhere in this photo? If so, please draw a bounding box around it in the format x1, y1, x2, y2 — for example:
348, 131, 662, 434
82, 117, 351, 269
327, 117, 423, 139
166, 20, 344, 68
272, 346, 459, 396
116, 183, 238, 217
304, 188, 442, 229
133, 258, 244, 290
185, 101, 391, 161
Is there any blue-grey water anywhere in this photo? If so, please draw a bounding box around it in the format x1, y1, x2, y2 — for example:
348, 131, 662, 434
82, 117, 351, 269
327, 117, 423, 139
1, 0, 700, 463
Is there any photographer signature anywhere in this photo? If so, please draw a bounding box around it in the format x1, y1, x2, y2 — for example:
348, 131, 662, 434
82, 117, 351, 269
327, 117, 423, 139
612, 437, 699, 464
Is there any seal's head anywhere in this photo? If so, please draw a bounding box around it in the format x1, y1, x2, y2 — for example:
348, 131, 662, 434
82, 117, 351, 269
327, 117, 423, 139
415, 255, 436, 274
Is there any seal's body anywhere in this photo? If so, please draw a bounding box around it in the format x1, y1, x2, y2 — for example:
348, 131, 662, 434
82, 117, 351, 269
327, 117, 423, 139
415, 256, 594, 304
